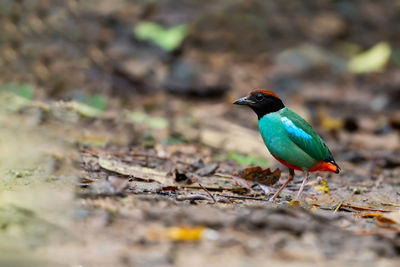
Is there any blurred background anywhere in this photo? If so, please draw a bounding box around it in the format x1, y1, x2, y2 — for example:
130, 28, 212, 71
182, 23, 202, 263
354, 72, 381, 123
1, 0, 400, 143
1, 0, 399, 104
1, 0, 400, 266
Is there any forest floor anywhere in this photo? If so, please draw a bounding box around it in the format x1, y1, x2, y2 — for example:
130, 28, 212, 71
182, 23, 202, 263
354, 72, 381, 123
1, 1, 400, 266
0, 92, 399, 267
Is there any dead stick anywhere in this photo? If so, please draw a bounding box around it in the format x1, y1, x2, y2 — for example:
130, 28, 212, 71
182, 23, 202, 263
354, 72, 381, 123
128, 151, 194, 166
176, 194, 212, 202
216, 194, 269, 202
183, 185, 247, 193
333, 201, 343, 213
198, 183, 216, 204
215, 173, 232, 178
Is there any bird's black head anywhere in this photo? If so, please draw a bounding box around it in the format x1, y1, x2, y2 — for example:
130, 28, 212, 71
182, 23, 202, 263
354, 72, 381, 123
233, 89, 285, 119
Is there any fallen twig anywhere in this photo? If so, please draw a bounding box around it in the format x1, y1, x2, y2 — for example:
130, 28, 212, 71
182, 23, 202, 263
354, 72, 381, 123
183, 185, 247, 193
334, 201, 343, 213
215, 194, 269, 202
176, 194, 213, 202
128, 151, 194, 166
215, 173, 232, 178
176, 193, 230, 203
198, 183, 216, 204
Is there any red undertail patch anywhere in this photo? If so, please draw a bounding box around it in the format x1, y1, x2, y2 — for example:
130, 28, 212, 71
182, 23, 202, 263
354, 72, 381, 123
272, 155, 339, 173
309, 161, 339, 173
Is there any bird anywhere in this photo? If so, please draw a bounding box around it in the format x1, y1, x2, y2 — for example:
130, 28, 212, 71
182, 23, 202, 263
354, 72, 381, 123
233, 89, 340, 202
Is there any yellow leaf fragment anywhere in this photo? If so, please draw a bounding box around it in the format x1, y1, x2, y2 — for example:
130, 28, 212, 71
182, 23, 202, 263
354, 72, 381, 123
314, 179, 330, 194
310, 205, 318, 212
289, 200, 300, 207
318, 107, 344, 131
353, 187, 366, 194
334, 201, 343, 213
360, 213, 384, 219
322, 118, 344, 131
167, 226, 205, 242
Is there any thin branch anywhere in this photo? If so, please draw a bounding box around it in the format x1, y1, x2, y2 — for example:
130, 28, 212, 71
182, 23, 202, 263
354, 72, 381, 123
333, 201, 343, 213
198, 183, 216, 204
215, 194, 269, 202
176, 194, 212, 202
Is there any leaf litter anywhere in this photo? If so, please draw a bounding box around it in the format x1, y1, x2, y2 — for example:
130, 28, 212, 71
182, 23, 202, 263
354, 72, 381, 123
2, 1, 400, 265
1, 84, 400, 266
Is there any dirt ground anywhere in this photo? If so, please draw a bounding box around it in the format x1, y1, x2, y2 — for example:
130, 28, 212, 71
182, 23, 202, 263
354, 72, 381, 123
0, 1, 400, 267
1, 95, 399, 267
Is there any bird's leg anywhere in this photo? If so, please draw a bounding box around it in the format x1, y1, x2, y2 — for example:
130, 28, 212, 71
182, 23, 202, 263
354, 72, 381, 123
269, 168, 295, 202
295, 170, 309, 200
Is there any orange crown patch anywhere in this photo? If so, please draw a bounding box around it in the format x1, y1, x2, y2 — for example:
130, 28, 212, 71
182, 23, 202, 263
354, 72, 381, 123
250, 89, 280, 99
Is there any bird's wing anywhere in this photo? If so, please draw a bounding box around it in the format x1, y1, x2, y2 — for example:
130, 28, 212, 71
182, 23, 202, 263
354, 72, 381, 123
280, 108, 334, 162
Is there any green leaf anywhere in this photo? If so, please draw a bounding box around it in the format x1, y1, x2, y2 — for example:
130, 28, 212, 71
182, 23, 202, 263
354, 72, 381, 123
129, 111, 148, 123
67, 94, 107, 117
2, 83, 34, 100
164, 136, 185, 145
148, 117, 169, 129
134, 22, 163, 40
77, 134, 108, 147
392, 49, 400, 66
348, 42, 391, 73
77, 94, 107, 111
0, 83, 35, 113
67, 101, 103, 117
128, 111, 169, 129
7, 170, 33, 179
134, 22, 188, 51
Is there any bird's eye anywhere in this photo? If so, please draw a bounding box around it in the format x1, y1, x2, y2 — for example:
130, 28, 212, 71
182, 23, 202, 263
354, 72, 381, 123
255, 94, 263, 101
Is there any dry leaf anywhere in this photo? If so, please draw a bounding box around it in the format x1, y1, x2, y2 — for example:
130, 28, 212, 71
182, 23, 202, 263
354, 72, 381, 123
376, 216, 397, 226
318, 108, 344, 131
360, 212, 399, 226
231, 176, 252, 190
98, 157, 173, 185
237, 166, 281, 186
289, 200, 300, 206
360, 213, 384, 219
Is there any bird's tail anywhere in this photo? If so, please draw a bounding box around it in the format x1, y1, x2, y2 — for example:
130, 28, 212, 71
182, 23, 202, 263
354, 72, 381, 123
328, 161, 340, 174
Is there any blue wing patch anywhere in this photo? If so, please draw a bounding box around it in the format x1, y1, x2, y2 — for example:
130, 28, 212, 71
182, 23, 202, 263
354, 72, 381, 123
281, 117, 312, 140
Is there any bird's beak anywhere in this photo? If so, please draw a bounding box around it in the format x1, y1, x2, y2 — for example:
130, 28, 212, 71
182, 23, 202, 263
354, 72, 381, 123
233, 96, 255, 105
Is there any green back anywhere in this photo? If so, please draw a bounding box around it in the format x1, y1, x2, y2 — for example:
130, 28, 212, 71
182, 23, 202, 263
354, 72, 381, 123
279, 108, 334, 162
